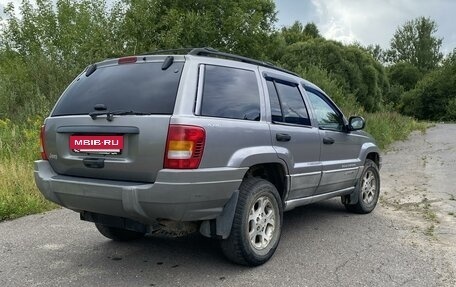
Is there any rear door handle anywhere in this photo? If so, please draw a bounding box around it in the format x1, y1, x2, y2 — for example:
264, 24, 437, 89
323, 137, 335, 145
276, 133, 291, 142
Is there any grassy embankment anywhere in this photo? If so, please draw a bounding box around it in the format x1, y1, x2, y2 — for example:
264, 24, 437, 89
0, 113, 426, 221
364, 112, 427, 149
0, 118, 56, 221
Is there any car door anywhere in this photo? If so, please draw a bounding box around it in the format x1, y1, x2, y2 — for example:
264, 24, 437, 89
262, 73, 322, 200
304, 87, 364, 195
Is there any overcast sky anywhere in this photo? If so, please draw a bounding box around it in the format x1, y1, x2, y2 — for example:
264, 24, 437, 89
275, 0, 456, 54
0, 2, 6, 18
1, 0, 455, 54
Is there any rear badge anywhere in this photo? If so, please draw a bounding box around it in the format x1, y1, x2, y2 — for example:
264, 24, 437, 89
48, 153, 58, 160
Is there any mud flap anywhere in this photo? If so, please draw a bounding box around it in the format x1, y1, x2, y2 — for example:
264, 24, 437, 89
199, 191, 239, 239
342, 179, 360, 205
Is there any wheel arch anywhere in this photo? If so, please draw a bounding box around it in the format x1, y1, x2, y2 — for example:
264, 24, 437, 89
366, 152, 381, 168
242, 162, 289, 203
360, 142, 381, 169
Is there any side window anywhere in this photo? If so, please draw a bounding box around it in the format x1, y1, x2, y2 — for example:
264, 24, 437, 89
266, 79, 310, 126
201, 65, 260, 121
306, 89, 344, 131
266, 80, 283, 122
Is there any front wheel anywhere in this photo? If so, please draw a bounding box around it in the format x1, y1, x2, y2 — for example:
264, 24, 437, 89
220, 178, 283, 266
344, 159, 380, 214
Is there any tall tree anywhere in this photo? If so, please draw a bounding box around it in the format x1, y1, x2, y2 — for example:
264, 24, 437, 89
387, 62, 422, 91
387, 17, 443, 72
365, 44, 384, 63
280, 21, 320, 46
121, 0, 277, 58
303, 23, 320, 39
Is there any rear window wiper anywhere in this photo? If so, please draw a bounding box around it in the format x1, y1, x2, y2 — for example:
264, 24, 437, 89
89, 110, 152, 121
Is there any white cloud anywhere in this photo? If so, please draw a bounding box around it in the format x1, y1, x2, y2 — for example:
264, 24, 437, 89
1, 0, 23, 7
0, 0, 23, 19
0, 3, 7, 33
308, 0, 456, 53
0, 3, 4, 15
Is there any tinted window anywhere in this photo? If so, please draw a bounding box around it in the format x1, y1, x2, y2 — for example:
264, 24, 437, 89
201, 65, 260, 121
306, 89, 344, 131
52, 62, 184, 116
273, 81, 310, 125
266, 80, 283, 122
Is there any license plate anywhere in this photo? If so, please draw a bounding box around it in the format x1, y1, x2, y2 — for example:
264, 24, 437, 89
70, 135, 124, 154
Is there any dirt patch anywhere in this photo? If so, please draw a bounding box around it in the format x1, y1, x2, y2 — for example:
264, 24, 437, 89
380, 124, 456, 284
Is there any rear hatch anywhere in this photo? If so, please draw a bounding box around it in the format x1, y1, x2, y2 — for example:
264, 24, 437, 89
44, 56, 185, 183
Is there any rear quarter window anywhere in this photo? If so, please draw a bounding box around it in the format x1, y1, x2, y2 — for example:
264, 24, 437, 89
52, 61, 184, 116
200, 65, 260, 121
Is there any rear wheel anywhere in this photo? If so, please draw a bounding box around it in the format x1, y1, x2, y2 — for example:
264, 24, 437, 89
220, 178, 283, 266
344, 159, 380, 214
95, 223, 145, 241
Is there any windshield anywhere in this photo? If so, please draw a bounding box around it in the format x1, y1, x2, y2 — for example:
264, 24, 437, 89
51, 61, 184, 116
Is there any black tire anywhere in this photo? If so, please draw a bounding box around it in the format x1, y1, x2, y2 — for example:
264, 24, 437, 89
95, 223, 145, 241
344, 159, 380, 214
220, 178, 283, 266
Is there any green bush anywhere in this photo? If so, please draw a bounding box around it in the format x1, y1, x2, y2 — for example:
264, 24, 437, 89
401, 51, 456, 121
280, 39, 389, 112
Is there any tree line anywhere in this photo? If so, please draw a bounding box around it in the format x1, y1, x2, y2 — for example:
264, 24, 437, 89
0, 0, 454, 121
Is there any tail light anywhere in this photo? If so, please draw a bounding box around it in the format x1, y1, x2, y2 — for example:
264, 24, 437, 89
164, 125, 205, 169
40, 125, 48, 160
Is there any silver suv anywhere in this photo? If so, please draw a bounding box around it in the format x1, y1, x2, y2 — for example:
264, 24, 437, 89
34, 48, 381, 266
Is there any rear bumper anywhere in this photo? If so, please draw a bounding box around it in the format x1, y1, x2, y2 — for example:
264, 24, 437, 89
34, 160, 246, 223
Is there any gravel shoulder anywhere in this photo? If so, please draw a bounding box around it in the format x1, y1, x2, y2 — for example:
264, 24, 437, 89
0, 124, 455, 287
380, 123, 456, 281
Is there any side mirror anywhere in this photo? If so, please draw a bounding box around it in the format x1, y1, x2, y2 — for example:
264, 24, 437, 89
348, 116, 365, 131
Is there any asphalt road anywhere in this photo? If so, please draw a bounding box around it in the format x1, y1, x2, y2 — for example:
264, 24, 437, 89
1, 124, 455, 287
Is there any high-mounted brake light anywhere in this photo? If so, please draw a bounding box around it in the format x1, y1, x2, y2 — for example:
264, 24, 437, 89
118, 56, 137, 64
164, 125, 206, 169
40, 125, 48, 160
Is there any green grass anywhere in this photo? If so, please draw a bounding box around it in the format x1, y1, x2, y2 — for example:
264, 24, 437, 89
421, 198, 439, 223
424, 224, 435, 237
364, 112, 428, 149
0, 111, 427, 221
0, 118, 56, 221
0, 158, 56, 220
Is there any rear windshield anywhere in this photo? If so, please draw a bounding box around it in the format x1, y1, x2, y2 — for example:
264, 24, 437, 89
51, 61, 184, 116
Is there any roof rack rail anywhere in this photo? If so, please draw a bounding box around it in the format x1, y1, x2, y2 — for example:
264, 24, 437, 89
138, 47, 298, 77
139, 48, 195, 55
188, 47, 299, 77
